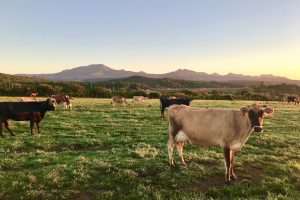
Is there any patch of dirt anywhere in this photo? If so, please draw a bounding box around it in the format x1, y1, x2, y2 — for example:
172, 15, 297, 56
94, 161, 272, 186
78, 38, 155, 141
138, 168, 162, 177
193, 160, 216, 169
74, 191, 97, 200
184, 176, 226, 192
240, 161, 263, 185
49, 146, 64, 152
183, 161, 264, 192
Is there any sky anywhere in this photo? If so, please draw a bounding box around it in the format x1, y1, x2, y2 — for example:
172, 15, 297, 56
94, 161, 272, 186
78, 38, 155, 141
0, 0, 300, 80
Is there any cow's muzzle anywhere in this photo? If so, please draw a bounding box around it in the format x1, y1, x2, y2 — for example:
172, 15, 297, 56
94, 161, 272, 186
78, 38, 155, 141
253, 126, 263, 133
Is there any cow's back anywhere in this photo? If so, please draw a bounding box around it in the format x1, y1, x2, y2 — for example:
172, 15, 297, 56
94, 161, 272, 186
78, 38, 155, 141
0, 102, 44, 114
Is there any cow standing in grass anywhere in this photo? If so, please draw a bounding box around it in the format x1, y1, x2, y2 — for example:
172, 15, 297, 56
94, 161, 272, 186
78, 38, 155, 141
167, 103, 274, 183
51, 94, 73, 109
132, 96, 147, 102
160, 97, 192, 117
287, 96, 300, 105
0, 98, 56, 137
111, 96, 127, 106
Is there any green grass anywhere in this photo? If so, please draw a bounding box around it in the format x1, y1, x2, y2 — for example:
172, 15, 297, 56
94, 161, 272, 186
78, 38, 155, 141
0, 98, 299, 200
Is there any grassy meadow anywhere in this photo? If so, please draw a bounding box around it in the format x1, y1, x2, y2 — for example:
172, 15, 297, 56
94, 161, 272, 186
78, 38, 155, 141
0, 97, 299, 200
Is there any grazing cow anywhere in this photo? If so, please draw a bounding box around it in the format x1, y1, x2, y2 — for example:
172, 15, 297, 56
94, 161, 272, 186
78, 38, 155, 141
51, 94, 73, 109
111, 96, 127, 106
287, 96, 299, 105
160, 97, 192, 117
18, 97, 39, 102
0, 98, 56, 137
63, 97, 73, 109
167, 103, 274, 183
132, 96, 147, 102
51, 94, 70, 104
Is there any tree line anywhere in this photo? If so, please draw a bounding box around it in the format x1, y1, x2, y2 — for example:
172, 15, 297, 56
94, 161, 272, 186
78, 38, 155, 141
0, 73, 299, 101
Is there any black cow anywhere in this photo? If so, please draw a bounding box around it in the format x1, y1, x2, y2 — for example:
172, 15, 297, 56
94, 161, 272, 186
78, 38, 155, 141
160, 97, 192, 117
287, 96, 299, 105
0, 98, 56, 137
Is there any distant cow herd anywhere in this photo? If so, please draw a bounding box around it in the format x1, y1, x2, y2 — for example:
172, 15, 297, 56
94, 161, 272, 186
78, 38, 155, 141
2, 93, 300, 183
286, 95, 300, 105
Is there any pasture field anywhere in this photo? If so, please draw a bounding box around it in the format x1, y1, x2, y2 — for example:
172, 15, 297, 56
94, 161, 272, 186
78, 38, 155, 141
0, 97, 299, 200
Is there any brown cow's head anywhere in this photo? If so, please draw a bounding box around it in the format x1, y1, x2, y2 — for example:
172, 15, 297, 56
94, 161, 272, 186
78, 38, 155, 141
45, 98, 56, 111
240, 104, 274, 132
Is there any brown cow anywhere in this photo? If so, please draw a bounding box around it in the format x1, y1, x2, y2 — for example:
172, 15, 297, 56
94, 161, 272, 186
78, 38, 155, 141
167, 103, 274, 183
111, 96, 127, 106
51, 94, 73, 109
51, 94, 70, 104
0, 98, 56, 136
286, 96, 300, 105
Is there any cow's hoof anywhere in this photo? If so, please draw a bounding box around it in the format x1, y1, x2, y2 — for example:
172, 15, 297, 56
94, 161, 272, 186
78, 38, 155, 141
181, 161, 188, 168
225, 179, 232, 185
230, 175, 237, 180
169, 161, 175, 167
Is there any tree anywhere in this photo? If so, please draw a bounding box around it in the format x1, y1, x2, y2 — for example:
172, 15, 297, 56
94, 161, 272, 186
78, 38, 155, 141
69, 83, 86, 97
92, 86, 112, 98
37, 83, 56, 96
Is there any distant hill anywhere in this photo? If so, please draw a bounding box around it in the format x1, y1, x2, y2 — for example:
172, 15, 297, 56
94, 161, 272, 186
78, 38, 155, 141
18, 64, 149, 81
17, 64, 300, 85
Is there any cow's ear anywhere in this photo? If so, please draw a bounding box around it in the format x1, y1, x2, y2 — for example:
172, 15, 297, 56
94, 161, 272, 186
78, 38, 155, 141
264, 107, 274, 115
240, 107, 249, 116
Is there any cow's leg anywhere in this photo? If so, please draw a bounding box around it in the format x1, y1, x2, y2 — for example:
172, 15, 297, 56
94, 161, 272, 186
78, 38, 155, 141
168, 123, 180, 166
3, 120, 15, 136
36, 122, 40, 134
161, 107, 164, 117
223, 147, 232, 183
0, 121, 3, 137
167, 138, 175, 166
30, 120, 34, 135
229, 150, 237, 180
176, 142, 187, 166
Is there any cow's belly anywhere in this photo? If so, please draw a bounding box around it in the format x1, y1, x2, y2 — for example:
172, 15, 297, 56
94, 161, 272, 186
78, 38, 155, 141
10, 113, 30, 121
185, 131, 221, 147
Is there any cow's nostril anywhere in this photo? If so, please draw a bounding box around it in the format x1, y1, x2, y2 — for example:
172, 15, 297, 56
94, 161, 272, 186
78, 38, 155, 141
253, 126, 263, 132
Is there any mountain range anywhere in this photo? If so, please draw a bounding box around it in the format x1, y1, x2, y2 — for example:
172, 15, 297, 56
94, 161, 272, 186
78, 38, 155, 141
17, 64, 300, 85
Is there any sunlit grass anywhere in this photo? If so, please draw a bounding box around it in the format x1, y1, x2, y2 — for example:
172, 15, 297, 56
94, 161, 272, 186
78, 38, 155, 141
0, 97, 299, 199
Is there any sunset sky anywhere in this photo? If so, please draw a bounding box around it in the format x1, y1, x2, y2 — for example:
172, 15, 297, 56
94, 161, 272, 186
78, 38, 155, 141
0, 0, 299, 80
